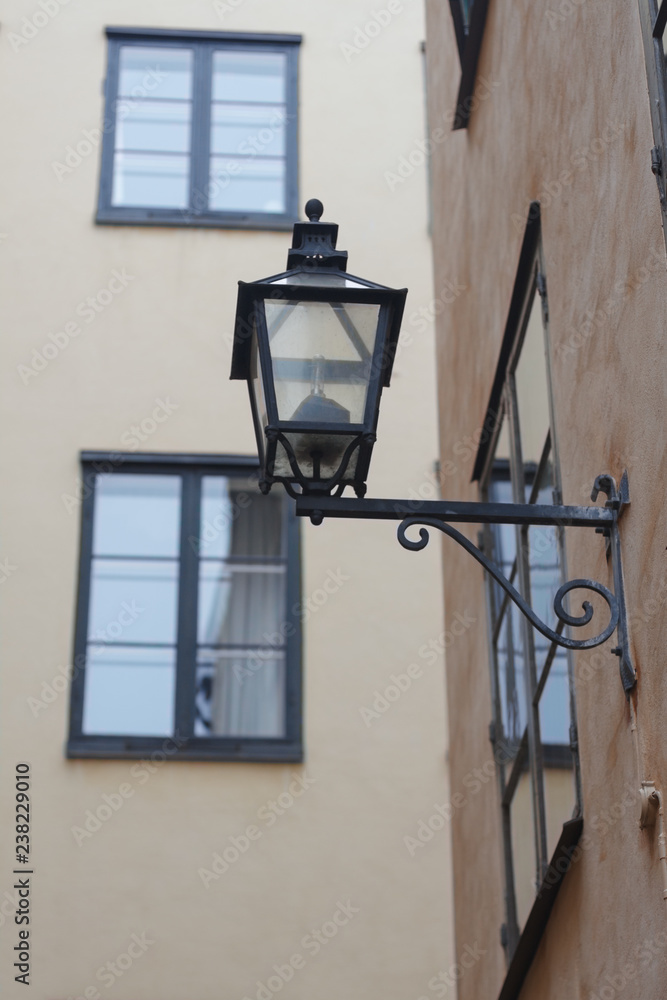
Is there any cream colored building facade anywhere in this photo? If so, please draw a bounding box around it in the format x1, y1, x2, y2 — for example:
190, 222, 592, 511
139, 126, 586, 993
425, 1, 667, 998
0, 2, 453, 998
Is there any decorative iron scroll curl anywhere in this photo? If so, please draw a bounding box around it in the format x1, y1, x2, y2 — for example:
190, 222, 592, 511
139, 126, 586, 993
398, 516, 619, 650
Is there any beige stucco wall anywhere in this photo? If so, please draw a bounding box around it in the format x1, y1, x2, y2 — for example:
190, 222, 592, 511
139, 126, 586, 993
0, 2, 454, 998
425, 0, 667, 997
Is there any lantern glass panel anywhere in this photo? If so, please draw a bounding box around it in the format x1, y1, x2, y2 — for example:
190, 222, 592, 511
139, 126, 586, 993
263, 291, 381, 484
251, 324, 268, 431
270, 272, 373, 288
264, 299, 380, 424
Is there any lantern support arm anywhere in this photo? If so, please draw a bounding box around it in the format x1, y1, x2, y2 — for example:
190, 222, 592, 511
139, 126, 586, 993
294, 472, 636, 695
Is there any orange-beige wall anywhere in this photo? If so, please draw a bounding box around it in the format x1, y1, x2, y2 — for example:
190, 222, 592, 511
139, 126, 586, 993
425, 0, 667, 997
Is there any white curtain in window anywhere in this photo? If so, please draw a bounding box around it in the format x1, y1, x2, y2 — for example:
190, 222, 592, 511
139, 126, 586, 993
209, 493, 286, 737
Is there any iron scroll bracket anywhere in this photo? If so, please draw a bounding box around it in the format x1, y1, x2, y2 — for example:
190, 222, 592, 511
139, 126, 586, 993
294, 472, 636, 695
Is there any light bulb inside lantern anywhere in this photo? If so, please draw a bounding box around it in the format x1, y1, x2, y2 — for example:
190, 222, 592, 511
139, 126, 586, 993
288, 355, 351, 480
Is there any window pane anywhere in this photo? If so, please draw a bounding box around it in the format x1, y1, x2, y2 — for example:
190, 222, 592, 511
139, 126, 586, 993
210, 104, 286, 157
83, 646, 176, 736
496, 608, 527, 747
197, 482, 285, 645
116, 100, 191, 153
489, 476, 527, 748
514, 290, 550, 466
112, 152, 190, 208
196, 479, 287, 738
212, 50, 287, 104
199, 478, 283, 558
483, 412, 510, 500
88, 559, 178, 645
511, 772, 537, 931
113, 47, 193, 210
495, 419, 511, 470
488, 478, 516, 608
118, 46, 193, 101
539, 655, 571, 745
529, 525, 560, 633
208, 157, 285, 213
490, 480, 514, 535
527, 464, 570, 747
199, 477, 234, 560
195, 649, 285, 737
208, 49, 288, 215
93, 475, 181, 558
198, 562, 286, 645
528, 462, 558, 628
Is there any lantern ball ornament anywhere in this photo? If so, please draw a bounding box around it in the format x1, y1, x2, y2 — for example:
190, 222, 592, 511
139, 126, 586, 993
230, 200, 407, 497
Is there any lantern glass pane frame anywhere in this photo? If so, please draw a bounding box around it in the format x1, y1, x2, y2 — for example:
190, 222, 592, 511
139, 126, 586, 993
234, 264, 406, 494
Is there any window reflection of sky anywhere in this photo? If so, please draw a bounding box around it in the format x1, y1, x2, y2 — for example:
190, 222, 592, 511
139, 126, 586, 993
84, 474, 181, 736
490, 472, 570, 747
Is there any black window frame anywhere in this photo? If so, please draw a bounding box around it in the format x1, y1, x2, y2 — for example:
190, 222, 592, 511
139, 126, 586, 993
473, 204, 583, 979
448, 0, 491, 129
639, 0, 667, 239
484, 459, 576, 769
96, 27, 301, 231
67, 452, 303, 763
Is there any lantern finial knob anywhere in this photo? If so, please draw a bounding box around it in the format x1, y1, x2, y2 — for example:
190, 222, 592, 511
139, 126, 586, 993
305, 198, 324, 222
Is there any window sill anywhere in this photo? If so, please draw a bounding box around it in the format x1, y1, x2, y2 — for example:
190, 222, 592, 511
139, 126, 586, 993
497, 816, 583, 1000
95, 209, 298, 232
67, 737, 304, 763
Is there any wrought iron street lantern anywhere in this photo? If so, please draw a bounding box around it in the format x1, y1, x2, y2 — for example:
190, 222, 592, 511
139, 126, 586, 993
230, 199, 407, 498
230, 201, 636, 699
